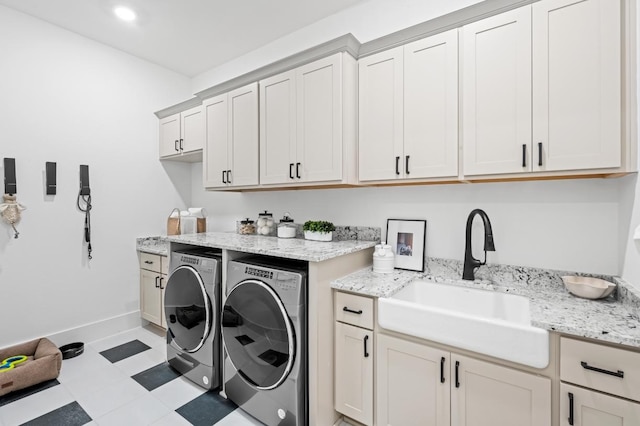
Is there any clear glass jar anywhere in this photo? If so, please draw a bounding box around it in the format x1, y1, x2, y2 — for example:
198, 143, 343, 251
278, 213, 296, 239
256, 210, 276, 236
237, 218, 256, 235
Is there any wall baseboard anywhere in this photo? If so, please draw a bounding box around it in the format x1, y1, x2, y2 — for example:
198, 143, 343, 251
45, 311, 143, 347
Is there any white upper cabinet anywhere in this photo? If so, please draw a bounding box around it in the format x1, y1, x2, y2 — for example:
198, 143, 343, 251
359, 46, 404, 182
359, 29, 459, 182
259, 70, 296, 185
461, 7, 532, 176
260, 52, 357, 186
203, 83, 259, 189
159, 105, 204, 161
532, 0, 621, 172
462, 0, 621, 177
404, 30, 459, 179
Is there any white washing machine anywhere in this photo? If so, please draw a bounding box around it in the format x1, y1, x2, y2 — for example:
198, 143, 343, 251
165, 248, 222, 390
223, 256, 307, 426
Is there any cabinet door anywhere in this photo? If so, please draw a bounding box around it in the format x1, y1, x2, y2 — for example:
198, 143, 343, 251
451, 354, 551, 426
296, 54, 343, 183
358, 46, 404, 181
560, 383, 640, 425
180, 105, 204, 153
462, 6, 532, 176
159, 113, 181, 158
203, 94, 229, 188
229, 83, 259, 187
335, 322, 373, 425
377, 333, 450, 426
260, 70, 296, 185
160, 273, 167, 329
404, 29, 459, 179
140, 269, 162, 326
532, 0, 621, 171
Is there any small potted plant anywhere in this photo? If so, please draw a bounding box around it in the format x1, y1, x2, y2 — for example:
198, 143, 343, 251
303, 220, 336, 242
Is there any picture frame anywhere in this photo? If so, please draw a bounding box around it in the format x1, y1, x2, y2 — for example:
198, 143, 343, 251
386, 219, 427, 272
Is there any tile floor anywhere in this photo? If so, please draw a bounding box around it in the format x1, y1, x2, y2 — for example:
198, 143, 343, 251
0, 326, 263, 426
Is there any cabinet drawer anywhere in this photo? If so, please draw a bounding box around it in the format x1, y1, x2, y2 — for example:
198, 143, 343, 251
561, 337, 640, 402
140, 252, 162, 273
335, 291, 374, 330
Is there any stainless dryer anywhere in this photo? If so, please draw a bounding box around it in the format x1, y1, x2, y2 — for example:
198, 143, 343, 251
165, 249, 222, 390
223, 256, 307, 426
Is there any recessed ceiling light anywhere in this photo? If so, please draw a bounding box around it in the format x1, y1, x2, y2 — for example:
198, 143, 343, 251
114, 6, 136, 22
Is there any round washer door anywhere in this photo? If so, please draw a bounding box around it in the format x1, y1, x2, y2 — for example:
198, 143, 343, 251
222, 279, 295, 390
164, 265, 212, 352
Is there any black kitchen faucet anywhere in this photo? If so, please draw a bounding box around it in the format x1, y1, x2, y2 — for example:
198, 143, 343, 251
462, 209, 496, 281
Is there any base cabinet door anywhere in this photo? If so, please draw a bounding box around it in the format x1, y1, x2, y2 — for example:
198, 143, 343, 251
451, 354, 551, 426
335, 322, 373, 425
140, 269, 162, 326
377, 333, 450, 426
560, 383, 640, 426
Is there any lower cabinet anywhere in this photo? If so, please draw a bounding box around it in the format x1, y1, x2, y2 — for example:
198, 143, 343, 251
560, 383, 640, 425
334, 291, 375, 425
377, 333, 551, 426
559, 337, 640, 425
139, 253, 168, 328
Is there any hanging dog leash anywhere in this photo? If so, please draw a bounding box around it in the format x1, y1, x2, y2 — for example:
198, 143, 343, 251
77, 165, 92, 260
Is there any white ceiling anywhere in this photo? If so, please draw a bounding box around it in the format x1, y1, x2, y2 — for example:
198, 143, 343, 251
0, 0, 368, 77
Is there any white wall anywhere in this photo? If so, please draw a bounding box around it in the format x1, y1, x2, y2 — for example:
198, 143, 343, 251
191, 0, 483, 93
189, 0, 639, 282
0, 5, 192, 347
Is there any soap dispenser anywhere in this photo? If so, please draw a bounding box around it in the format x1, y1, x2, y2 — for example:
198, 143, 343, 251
373, 242, 395, 273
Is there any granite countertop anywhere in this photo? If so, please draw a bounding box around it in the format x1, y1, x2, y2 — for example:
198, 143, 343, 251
332, 259, 640, 349
136, 236, 169, 256
166, 232, 377, 262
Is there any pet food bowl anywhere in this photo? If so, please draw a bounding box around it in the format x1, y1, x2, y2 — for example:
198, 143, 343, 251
562, 276, 616, 300
59, 342, 84, 359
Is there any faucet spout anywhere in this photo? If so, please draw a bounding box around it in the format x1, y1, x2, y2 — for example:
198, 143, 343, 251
463, 209, 496, 281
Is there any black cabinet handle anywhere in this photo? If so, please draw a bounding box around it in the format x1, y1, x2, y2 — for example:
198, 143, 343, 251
179, 138, 184, 151
227, 170, 232, 184
289, 163, 294, 179
455, 361, 460, 388
581, 361, 624, 378
155, 276, 160, 288
222, 170, 227, 184
144, 260, 153, 265
343, 307, 363, 315
405, 155, 410, 175
174, 140, 179, 152
395, 156, 400, 175
159, 277, 164, 290
296, 162, 301, 179
440, 357, 445, 384
538, 142, 543, 166
522, 144, 527, 167
568, 392, 574, 425
364, 335, 369, 358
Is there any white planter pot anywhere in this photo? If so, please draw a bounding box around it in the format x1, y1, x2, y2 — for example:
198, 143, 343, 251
304, 230, 333, 242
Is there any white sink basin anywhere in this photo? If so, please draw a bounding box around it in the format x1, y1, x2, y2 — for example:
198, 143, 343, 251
378, 281, 549, 368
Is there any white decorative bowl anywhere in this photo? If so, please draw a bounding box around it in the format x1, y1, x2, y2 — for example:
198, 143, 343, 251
561, 276, 616, 300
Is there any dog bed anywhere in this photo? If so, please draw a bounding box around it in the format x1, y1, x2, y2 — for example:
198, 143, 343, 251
0, 338, 62, 397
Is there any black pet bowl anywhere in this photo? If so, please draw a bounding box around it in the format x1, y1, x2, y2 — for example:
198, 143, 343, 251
59, 342, 84, 360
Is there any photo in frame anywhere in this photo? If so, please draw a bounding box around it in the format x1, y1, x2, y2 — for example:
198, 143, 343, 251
386, 219, 426, 272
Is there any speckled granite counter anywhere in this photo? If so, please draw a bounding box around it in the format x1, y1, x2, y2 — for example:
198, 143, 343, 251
332, 258, 640, 349
166, 232, 377, 262
136, 236, 169, 256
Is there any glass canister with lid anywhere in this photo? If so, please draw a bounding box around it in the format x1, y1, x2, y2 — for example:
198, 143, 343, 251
237, 218, 256, 235
256, 210, 276, 236
277, 213, 296, 239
